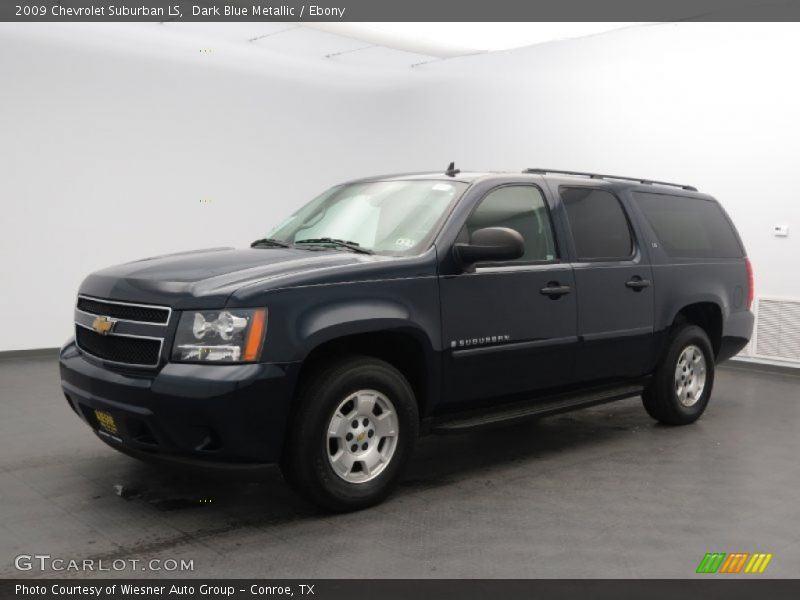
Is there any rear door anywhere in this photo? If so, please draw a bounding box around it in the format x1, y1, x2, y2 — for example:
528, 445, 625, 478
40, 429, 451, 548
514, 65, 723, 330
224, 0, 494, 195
559, 186, 655, 382
439, 183, 578, 406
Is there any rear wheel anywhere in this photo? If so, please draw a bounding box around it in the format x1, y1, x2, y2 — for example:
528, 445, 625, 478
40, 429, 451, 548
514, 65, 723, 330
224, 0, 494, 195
642, 324, 715, 425
280, 356, 418, 512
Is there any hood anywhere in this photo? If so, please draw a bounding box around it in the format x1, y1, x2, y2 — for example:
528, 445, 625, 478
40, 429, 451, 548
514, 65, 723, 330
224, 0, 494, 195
78, 247, 381, 308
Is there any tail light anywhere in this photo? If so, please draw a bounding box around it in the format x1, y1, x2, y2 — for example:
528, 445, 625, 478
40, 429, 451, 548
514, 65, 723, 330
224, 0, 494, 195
745, 257, 754, 310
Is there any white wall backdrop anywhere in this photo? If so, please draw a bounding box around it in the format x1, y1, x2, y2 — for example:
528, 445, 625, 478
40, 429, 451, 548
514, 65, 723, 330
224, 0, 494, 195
0, 23, 434, 351
1, 23, 799, 356
406, 22, 800, 303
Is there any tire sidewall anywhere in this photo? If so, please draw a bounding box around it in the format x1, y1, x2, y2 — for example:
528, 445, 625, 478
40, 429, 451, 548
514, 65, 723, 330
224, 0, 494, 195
663, 325, 715, 421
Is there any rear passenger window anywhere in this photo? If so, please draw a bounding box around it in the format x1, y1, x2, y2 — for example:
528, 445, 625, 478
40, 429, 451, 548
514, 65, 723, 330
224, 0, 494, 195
633, 192, 744, 258
561, 188, 633, 260
464, 185, 556, 263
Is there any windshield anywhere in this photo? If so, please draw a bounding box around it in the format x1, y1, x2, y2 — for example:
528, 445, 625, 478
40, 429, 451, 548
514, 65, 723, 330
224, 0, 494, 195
265, 180, 468, 256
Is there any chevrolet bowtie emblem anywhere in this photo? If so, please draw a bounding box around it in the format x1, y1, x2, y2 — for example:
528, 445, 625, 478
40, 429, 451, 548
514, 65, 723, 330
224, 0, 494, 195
92, 316, 116, 335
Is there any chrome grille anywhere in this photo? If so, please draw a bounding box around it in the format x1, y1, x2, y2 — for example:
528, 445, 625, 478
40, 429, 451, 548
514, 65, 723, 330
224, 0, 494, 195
77, 295, 170, 324
75, 325, 162, 368
74, 296, 170, 368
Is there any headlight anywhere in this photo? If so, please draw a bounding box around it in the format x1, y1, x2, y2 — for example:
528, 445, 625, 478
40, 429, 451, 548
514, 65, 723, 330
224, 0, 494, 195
172, 308, 267, 363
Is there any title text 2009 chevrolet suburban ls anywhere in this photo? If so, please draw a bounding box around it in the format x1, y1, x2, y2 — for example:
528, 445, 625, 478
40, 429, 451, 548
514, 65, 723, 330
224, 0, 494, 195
59, 167, 754, 511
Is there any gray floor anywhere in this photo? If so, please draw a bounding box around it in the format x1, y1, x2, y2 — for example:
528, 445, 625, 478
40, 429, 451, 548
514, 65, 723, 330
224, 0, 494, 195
1, 357, 798, 579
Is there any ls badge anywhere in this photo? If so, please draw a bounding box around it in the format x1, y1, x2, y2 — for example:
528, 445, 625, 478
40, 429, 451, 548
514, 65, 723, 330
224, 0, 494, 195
92, 316, 116, 335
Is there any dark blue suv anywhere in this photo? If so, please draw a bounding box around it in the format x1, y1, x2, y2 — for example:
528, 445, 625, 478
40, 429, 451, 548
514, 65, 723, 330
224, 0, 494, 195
60, 167, 754, 511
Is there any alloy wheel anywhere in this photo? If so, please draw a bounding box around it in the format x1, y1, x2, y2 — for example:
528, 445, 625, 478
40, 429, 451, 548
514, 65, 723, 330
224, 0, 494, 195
674, 344, 707, 407
326, 389, 399, 483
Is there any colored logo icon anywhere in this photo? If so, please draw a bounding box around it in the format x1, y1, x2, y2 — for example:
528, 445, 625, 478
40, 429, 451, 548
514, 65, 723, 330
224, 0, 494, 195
696, 552, 773, 574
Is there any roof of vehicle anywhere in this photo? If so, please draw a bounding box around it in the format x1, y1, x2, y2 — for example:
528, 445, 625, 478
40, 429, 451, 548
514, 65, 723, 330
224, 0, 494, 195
346, 167, 703, 195
345, 171, 491, 184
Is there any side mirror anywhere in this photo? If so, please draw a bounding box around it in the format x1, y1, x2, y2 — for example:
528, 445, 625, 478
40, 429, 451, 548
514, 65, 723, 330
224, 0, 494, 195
453, 227, 524, 271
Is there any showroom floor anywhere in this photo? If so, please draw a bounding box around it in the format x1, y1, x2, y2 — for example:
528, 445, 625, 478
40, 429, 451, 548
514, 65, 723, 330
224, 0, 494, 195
1, 356, 798, 579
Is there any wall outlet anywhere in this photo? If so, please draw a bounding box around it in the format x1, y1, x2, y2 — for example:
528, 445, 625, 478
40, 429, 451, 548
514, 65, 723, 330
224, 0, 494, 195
773, 225, 789, 237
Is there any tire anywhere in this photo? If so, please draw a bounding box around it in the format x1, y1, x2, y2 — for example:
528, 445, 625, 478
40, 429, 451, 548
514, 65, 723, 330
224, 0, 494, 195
280, 356, 419, 512
642, 324, 715, 426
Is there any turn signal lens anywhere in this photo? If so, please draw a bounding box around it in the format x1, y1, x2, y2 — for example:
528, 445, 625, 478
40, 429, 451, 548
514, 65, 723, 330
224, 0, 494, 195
243, 309, 267, 362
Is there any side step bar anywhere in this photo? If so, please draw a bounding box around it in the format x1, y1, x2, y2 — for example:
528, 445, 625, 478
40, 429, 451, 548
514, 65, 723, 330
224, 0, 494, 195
431, 383, 645, 433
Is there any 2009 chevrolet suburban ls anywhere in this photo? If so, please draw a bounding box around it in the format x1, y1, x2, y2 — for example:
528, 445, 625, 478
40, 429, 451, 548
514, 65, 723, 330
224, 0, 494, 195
60, 166, 754, 511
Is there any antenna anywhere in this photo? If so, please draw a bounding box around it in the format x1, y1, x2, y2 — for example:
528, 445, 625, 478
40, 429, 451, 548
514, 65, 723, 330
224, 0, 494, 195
445, 162, 460, 177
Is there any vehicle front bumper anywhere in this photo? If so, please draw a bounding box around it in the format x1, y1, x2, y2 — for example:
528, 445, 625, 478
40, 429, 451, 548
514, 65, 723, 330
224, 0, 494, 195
59, 340, 300, 464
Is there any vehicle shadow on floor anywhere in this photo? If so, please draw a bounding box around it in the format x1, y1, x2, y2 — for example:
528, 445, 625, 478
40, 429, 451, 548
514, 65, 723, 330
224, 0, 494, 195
403, 398, 649, 492
98, 397, 650, 525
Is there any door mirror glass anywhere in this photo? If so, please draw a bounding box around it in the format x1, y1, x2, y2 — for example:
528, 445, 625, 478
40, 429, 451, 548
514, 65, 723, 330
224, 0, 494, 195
454, 227, 524, 270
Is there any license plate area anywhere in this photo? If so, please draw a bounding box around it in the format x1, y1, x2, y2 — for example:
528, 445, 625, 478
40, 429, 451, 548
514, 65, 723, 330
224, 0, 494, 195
93, 409, 122, 441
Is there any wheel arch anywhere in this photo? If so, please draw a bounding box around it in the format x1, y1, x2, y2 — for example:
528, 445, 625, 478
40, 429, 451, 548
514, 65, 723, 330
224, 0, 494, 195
291, 299, 438, 421
670, 301, 724, 358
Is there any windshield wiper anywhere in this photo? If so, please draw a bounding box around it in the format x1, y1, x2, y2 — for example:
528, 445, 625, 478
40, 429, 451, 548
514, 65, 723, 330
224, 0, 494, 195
250, 238, 291, 248
295, 238, 374, 255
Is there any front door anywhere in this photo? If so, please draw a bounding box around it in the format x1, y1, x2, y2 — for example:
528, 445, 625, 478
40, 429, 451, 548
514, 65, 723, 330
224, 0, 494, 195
439, 184, 578, 406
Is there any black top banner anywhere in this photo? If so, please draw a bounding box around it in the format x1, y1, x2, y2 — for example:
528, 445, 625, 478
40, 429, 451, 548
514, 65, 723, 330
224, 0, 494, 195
3, 0, 800, 22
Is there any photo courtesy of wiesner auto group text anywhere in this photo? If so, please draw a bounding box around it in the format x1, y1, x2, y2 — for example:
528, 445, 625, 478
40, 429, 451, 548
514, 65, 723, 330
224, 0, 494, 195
1, 0, 800, 598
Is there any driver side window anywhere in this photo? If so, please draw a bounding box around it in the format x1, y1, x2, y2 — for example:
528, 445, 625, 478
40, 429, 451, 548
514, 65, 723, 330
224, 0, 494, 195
463, 185, 557, 263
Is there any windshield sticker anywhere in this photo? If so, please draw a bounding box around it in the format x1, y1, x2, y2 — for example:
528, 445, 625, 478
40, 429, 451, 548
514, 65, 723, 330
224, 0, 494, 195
395, 238, 415, 248
432, 183, 453, 192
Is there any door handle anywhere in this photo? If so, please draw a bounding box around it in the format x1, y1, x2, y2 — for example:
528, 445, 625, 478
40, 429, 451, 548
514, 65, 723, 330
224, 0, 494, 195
540, 283, 572, 298
625, 276, 652, 291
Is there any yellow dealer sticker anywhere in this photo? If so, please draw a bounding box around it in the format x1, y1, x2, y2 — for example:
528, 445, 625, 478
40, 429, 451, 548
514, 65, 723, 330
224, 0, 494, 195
94, 409, 118, 435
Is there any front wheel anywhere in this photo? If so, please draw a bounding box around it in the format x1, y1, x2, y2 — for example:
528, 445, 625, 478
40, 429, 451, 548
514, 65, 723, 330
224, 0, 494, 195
642, 324, 715, 426
280, 356, 419, 512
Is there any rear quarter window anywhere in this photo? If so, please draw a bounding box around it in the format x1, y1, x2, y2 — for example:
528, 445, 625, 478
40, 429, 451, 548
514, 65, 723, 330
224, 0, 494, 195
633, 192, 743, 259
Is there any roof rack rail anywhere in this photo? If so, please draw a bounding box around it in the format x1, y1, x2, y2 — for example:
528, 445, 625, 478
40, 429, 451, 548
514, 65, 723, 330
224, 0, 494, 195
523, 168, 698, 192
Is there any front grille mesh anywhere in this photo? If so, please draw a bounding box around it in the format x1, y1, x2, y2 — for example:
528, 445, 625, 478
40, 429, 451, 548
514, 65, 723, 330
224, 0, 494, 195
76, 326, 161, 367
77, 297, 169, 324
